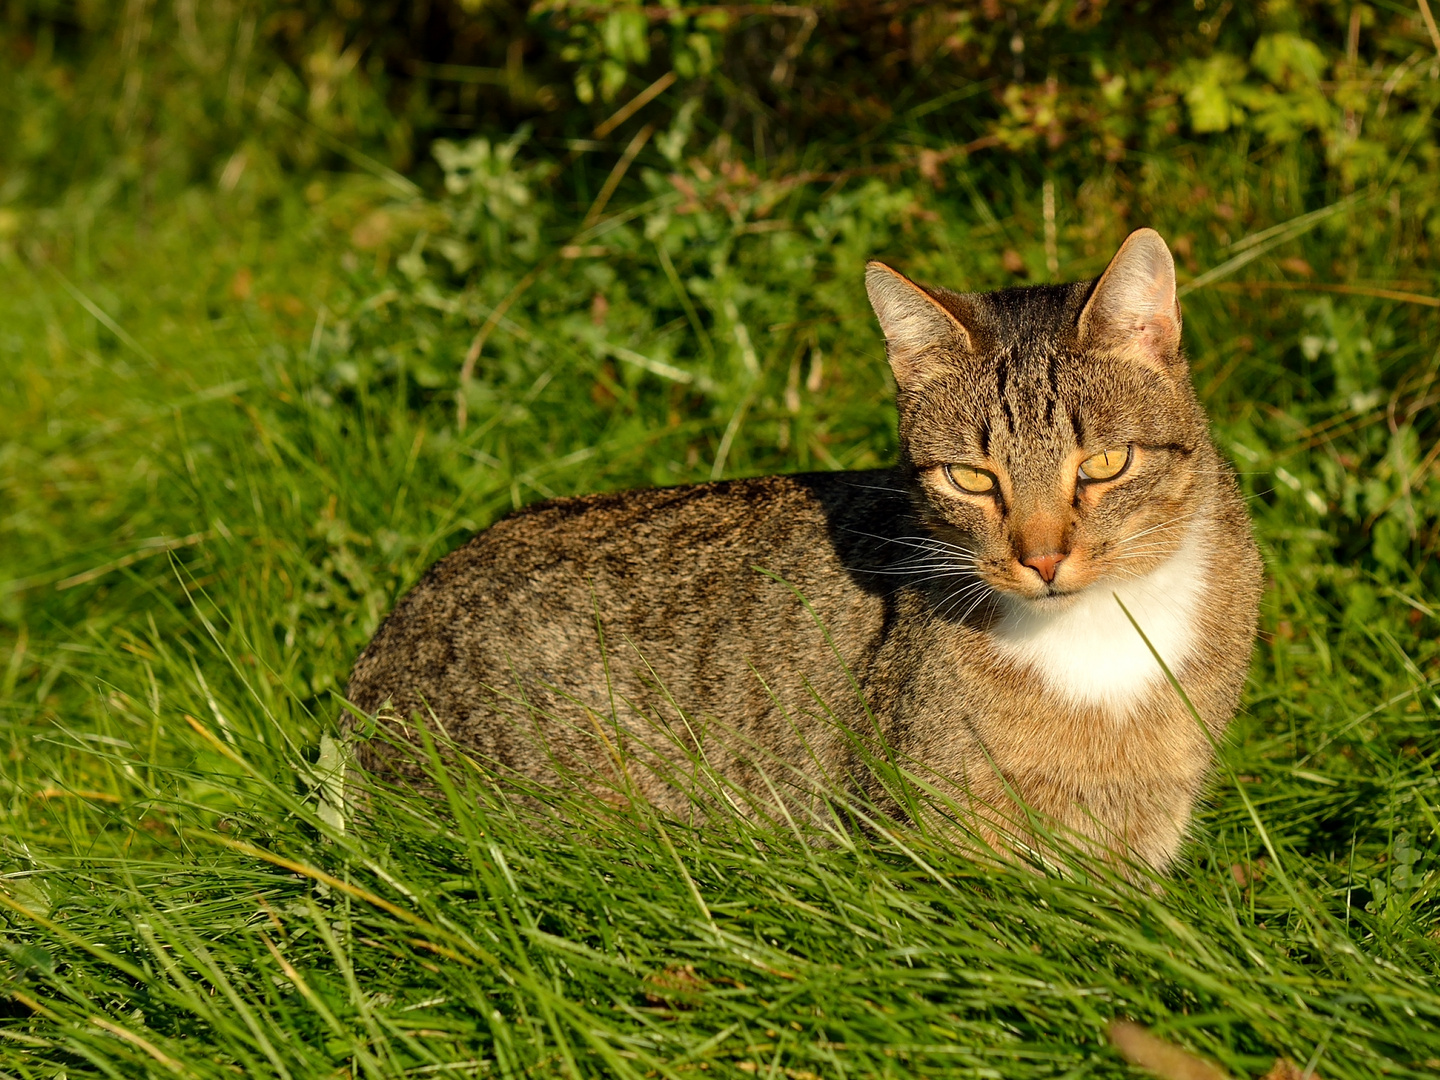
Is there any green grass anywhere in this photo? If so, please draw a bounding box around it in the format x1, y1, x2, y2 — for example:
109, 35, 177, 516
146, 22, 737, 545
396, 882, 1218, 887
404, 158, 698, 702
4, 6, 1440, 1076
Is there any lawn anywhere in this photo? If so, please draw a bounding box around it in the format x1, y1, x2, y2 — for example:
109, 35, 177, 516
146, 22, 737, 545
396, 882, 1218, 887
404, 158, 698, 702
1, 3, 1438, 1077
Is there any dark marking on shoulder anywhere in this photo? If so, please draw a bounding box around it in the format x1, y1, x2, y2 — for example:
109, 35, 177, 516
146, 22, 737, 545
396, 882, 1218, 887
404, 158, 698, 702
995, 353, 1016, 433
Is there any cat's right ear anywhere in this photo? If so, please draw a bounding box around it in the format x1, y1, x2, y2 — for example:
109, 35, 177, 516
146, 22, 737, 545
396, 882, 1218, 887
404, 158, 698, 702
1076, 228, 1182, 372
865, 262, 972, 391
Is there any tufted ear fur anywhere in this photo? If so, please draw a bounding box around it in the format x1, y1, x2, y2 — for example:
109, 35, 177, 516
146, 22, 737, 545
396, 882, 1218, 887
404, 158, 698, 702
1077, 228, 1182, 372
865, 261, 972, 392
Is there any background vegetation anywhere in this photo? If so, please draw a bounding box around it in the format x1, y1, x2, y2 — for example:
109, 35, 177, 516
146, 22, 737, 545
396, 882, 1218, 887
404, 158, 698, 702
2, 0, 1439, 1076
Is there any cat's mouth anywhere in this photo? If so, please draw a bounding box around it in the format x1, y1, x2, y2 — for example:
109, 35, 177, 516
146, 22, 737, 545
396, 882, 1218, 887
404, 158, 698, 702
1037, 583, 1078, 599
986, 575, 1088, 613
1017, 583, 1085, 607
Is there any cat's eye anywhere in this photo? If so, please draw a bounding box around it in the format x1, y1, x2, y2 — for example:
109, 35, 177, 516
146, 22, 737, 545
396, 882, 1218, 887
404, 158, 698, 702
944, 464, 996, 494
1078, 446, 1131, 482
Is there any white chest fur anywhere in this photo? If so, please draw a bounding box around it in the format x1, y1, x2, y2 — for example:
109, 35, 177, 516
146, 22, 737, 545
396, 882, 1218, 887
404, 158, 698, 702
987, 527, 1210, 714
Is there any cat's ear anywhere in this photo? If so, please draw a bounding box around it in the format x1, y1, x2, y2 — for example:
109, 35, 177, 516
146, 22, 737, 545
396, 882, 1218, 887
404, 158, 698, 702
1077, 228, 1182, 371
865, 262, 972, 390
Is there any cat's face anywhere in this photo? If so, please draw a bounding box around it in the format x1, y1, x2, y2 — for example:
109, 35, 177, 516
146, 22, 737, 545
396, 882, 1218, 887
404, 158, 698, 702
868, 229, 1211, 611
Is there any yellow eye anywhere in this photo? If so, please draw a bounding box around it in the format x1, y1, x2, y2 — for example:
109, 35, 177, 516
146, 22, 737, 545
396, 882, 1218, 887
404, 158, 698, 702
945, 464, 996, 494
1079, 447, 1131, 482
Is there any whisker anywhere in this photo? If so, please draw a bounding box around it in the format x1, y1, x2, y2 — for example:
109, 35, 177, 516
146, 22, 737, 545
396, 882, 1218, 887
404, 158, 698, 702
838, 480, 915, 497
853, 566, 978, 577
911, 536, 978, 557
957, 587, 995, 624
846, 565, 978, 579
1112, 510, 1203, 547
846, 558, 984, 576
840, 536, 983, 577
1108, 546, 1180, 560
849, 530, 978, 558
932, 576, 996, 625
1118, 514, 1197, 541
933, 578, 994, 624
1109, 540, 1187, 556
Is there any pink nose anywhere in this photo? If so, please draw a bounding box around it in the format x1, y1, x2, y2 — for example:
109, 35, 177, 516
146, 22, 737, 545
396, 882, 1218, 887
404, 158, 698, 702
1022, 552, 1066, 584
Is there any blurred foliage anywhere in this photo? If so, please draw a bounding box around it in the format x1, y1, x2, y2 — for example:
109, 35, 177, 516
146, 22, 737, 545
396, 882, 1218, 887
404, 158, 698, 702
2, 1, 1438, 210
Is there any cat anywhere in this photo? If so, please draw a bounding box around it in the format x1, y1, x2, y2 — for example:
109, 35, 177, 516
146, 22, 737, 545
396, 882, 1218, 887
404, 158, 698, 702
345, 228, 1263, 874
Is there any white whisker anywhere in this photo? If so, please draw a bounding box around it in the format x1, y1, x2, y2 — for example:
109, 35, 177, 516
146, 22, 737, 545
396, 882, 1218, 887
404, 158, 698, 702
933, 578, 995, 624
1111, 509, 1203, 547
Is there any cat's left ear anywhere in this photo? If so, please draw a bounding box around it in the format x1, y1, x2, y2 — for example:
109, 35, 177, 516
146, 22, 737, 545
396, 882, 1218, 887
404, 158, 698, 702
1077, 228, 1182, 371
865, 262, 973, 391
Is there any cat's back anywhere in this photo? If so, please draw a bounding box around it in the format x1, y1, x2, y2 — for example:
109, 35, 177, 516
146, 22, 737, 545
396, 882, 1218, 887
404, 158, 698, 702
364, 468, 898, 617
346, 471, 906, 761
453, 470, 876, 580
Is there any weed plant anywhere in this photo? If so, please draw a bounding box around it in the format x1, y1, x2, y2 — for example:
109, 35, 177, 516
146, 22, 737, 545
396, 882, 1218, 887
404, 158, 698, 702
2, 2, 1439, 1077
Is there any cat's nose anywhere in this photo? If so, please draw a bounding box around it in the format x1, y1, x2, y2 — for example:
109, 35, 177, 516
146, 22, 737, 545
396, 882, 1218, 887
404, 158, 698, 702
1021, 552, 1066, 583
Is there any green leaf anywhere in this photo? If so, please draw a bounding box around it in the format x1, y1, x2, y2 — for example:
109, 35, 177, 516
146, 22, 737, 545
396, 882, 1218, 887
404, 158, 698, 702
1181, 54, 1249, 133
1252, 33, 1327, 88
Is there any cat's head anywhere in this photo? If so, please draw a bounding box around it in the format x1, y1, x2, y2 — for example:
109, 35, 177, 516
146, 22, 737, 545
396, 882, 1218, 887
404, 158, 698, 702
866, 229, 1212, 611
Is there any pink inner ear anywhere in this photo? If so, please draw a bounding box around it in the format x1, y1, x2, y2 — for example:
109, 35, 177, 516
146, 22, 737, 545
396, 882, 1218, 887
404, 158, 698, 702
1141, 316, 1174, 349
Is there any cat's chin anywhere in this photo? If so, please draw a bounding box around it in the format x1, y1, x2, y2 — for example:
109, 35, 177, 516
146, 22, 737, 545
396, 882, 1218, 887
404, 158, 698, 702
996, 586, 1087, 612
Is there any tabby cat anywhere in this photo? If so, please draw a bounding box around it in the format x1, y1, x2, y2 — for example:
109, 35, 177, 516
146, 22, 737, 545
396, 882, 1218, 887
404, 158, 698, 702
346, 228, 1262, 873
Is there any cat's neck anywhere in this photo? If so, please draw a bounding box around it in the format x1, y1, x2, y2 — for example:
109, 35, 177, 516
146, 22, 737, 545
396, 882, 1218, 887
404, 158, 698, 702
985, 521, 1212, 715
